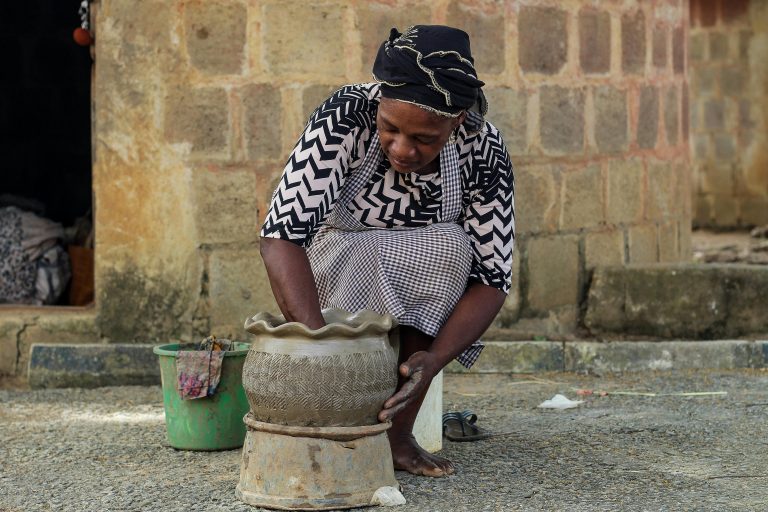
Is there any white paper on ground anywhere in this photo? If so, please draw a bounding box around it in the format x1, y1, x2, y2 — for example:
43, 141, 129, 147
370, 486, 407, 506
538, 394, 584, 409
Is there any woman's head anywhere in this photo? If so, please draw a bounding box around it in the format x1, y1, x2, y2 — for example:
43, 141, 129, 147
377, 97, 464, 174
372, 25, 486, 173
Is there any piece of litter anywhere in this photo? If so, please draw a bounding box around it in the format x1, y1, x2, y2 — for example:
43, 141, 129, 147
370, 486, 406, 507
537, 394, 584, 410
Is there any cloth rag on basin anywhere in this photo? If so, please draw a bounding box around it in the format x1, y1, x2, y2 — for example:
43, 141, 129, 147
176, 337, 233, 400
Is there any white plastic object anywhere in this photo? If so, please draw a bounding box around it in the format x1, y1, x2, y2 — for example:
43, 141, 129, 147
370, 486, 406, 506
537, 394, 584, 409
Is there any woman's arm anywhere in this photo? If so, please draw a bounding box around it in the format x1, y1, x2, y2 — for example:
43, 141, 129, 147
260, 237, 325, 330
379, 281, 506, 421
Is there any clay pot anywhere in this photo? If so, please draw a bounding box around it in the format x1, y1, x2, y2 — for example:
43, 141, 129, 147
242, 309, 399, 427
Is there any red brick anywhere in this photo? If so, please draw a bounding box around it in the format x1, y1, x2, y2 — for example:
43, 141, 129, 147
722, 0, 750, 24
622, 10, 646, 75
579, 9, 611, 74
690, 0, 701, 28
672, 27, 685, 74
652, 25, 668, 68
519, 6, 568, 74
700, 0, 719, 27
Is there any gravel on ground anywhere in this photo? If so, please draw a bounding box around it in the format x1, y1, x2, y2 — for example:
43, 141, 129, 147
2, 370, 767, 511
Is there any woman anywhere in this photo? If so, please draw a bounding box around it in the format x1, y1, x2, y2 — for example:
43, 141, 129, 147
259, 25, 515, 477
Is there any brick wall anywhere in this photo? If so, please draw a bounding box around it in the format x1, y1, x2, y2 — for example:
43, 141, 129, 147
5, 0, 689, 357
690, 0, 768, 228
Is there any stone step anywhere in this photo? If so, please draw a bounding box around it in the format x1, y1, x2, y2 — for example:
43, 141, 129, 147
585, 264, 768, 339
27, 338, 768, 388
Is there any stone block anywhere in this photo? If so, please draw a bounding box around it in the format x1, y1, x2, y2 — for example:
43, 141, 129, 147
689, 33, 706, 62
695, 194, 713, 226
647, 162, 674, 220
594, 86, 628, 153
356, 3, 432, 73
584, 230, 625, 269
658, 221, 679, 262
561, 165, 603, 230
0, 320, 23, 376
682, 84, 690, 140
627, 224, 657, 263
28, 344, 160, 389
709, 32, 730, 60
652, 25, 668, 68
302, 84, 341, 123
712, 194, 739, 226
693, 134, 710, 160
263, 2, 346, 75
484, 88, 527, 155
494, 254, 521, 327
193, 167, 258, 244
242, 83, 283, 161
721, 66, 746, 96
587, 265, 725, 337
606, 159, 643, 224
722, 0, 750, 24
740, 197, 768, 226
579, 8, 611, 74
622, 10, 646, 75
679, 220, 692, 260
164, 86, 229, 153
519, 6, 567, 74
739, 30, 753, 60
565, 341, 759, 374
446, 341, 563, 374
525, 235, 580, 312
515, 165, 559, 234
207, 247, 279, 339
691, 67, 717, 97
673, 27, 685, 74
637, 86, 659, 149
663, 86, 679, 146
699, 164, 734, 195
714, 133, 737, 161
184, 0, 247, 75
699, 0, 718, 27
446, 1, 506, 75
540, 86, 585, 154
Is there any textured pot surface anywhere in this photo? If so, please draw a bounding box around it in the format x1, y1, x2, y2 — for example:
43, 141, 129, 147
242, 309, 399, 427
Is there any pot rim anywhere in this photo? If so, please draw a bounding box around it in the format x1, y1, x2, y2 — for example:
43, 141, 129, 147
243, 308, 398, 339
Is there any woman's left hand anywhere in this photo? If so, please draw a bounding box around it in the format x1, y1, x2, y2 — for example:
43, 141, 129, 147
378, 350, 440, 422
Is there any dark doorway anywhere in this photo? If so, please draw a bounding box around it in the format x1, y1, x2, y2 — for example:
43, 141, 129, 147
0, 1, 93, 306
0, 0, 92, 225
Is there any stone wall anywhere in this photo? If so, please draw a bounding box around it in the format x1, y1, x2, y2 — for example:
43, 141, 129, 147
690, 0, 768, 228
0, 0, 692, 379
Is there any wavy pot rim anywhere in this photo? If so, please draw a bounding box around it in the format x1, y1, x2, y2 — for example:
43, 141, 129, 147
243, 308, 398, 339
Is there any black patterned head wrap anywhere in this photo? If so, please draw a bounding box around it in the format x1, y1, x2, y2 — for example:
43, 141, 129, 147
372, 25, 488, 118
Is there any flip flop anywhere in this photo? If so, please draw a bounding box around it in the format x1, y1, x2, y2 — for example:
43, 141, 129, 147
442, 410, 492, 442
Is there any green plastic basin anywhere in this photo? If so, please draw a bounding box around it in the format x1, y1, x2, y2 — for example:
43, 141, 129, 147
154, 342, 250, 451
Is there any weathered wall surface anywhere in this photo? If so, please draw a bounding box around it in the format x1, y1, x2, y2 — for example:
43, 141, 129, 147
0, 0, 692, 379
690, 0, 768, 228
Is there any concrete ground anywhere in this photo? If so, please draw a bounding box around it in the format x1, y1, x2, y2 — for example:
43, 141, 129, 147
1, 370, 767, 512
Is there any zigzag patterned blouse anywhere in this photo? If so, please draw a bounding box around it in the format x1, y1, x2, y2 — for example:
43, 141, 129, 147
261, 83, 515, 294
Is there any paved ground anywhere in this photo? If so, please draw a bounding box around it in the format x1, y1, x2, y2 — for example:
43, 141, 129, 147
2, 370, 767, 512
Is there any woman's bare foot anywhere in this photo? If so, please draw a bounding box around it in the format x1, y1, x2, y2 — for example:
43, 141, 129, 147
388, 431, 455, 477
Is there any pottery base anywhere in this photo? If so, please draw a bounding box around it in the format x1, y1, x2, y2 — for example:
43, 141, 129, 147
236, 415, 399, 511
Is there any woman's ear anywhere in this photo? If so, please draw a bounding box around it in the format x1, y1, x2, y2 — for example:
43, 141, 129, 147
454, 111, 467, 130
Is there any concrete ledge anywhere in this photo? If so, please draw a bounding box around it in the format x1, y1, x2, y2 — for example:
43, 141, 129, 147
447, 341, 564, 373
446, 340, 768, 374
564, 340, 765, 373
28, 344, 160, 389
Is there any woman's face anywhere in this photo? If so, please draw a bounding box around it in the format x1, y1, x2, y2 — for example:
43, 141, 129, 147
377, 97, 465, 174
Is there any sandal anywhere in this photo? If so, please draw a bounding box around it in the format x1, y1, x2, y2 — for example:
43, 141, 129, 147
442, 410, 492, 442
